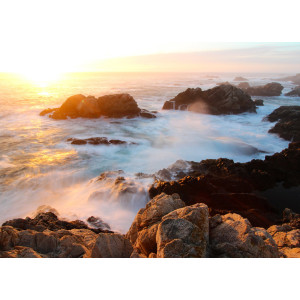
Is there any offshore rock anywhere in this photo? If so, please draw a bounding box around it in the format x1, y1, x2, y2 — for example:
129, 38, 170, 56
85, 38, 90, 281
40, 93, 156, 119
267, 106, 300, 142
285, 86, 300, 97
162, 85, 256, 115
242, 82, 283, 96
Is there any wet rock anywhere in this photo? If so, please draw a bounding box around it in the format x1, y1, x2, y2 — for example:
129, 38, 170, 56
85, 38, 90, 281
285, 86, 300, 97
87, 216, 111, 231
149, 142, 300, 228
40, 93, 156, 120
91, 233, 133, 258
2, 212, 112, 234
254, 99, 264, 106
156, 203, 209, 258
209, 213, 279, 258
67, 137, 132, 146
162, 85, 256, 115
267, 106, 300, 142
242, 82, 283, 96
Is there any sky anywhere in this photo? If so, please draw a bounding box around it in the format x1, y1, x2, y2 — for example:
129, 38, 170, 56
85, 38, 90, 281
0, 0, 299, 75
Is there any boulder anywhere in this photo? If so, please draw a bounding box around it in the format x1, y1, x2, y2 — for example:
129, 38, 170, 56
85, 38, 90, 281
156, 203, 209, 258
91, 233, 133, 258
267, 106, 300, 142
285, 86, 300, 97
162, 85, 256, 115
254, 99, 264, 106
40, 93, 156, 120
209, 213, 279, 258
242, 82, 283, 96
126, 193, 185, 256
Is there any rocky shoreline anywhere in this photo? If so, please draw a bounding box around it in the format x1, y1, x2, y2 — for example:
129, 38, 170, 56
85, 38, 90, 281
2, 79, 298, 258
1, 191, 299, 258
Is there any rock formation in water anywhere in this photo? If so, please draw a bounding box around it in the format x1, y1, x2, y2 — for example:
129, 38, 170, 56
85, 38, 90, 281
149, 142, 300, 229
266, 106, 300, 142
285, 86, 300, 97
241, 82, 284, 96
254, 99, 264, 106
67, 137, 136, 146
40, 94, 156, 119
162, 85, 256, 115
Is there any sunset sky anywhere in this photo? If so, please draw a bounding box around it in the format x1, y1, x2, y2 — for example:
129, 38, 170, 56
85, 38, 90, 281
1, 0, 299, 76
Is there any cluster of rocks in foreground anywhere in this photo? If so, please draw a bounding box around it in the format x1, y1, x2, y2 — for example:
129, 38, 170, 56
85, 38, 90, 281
1, 193, 299, 258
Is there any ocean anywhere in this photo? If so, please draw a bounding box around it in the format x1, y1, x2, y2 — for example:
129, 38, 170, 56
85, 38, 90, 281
0, 72, 298, 232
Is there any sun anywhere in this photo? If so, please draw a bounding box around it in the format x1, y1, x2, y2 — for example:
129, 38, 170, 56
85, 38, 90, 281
18, 66, 64, 87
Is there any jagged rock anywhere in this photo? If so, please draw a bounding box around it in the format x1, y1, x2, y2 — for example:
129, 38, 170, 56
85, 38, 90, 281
40, 93, 156, 119
91, 233, 133, 258
162, 85, 256, 115
125, 193, 185, 256
156, 203, 209, 258
209, 213, 279, 258
234, 76, 248, 81
149, 142, 300, 228
267, 209, 300, 258
0, 246, 43, 258
267, 106, 300, 142
0, 226, 19, 251
285, 86, 300, 97
2, 212, 112, 234
254, 99, 264, 106
242, 82, 283, 96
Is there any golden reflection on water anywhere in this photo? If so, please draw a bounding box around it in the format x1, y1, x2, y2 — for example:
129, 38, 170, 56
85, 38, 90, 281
27, 149, 77, 167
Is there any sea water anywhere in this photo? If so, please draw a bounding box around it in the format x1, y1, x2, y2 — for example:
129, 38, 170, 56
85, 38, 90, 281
0, 72, 298, 232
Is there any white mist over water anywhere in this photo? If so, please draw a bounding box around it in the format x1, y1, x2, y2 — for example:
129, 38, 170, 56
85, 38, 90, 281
0, 72, 298, 233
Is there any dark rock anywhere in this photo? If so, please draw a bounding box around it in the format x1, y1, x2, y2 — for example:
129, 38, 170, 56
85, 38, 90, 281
40, 93, 156, 120
266, 106, 300, 142
242, 82, 283, 96
39, 108, 57, 116
67, 137, 132, 146
234, 76, 248, 81
285, 86, 300, 97
162, 85, 256, 115
254, 99, 264, 106
87, 216, 111, 231
2, 212, 112, 234
149, 142, 300, 228
237, 82, 250, 89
